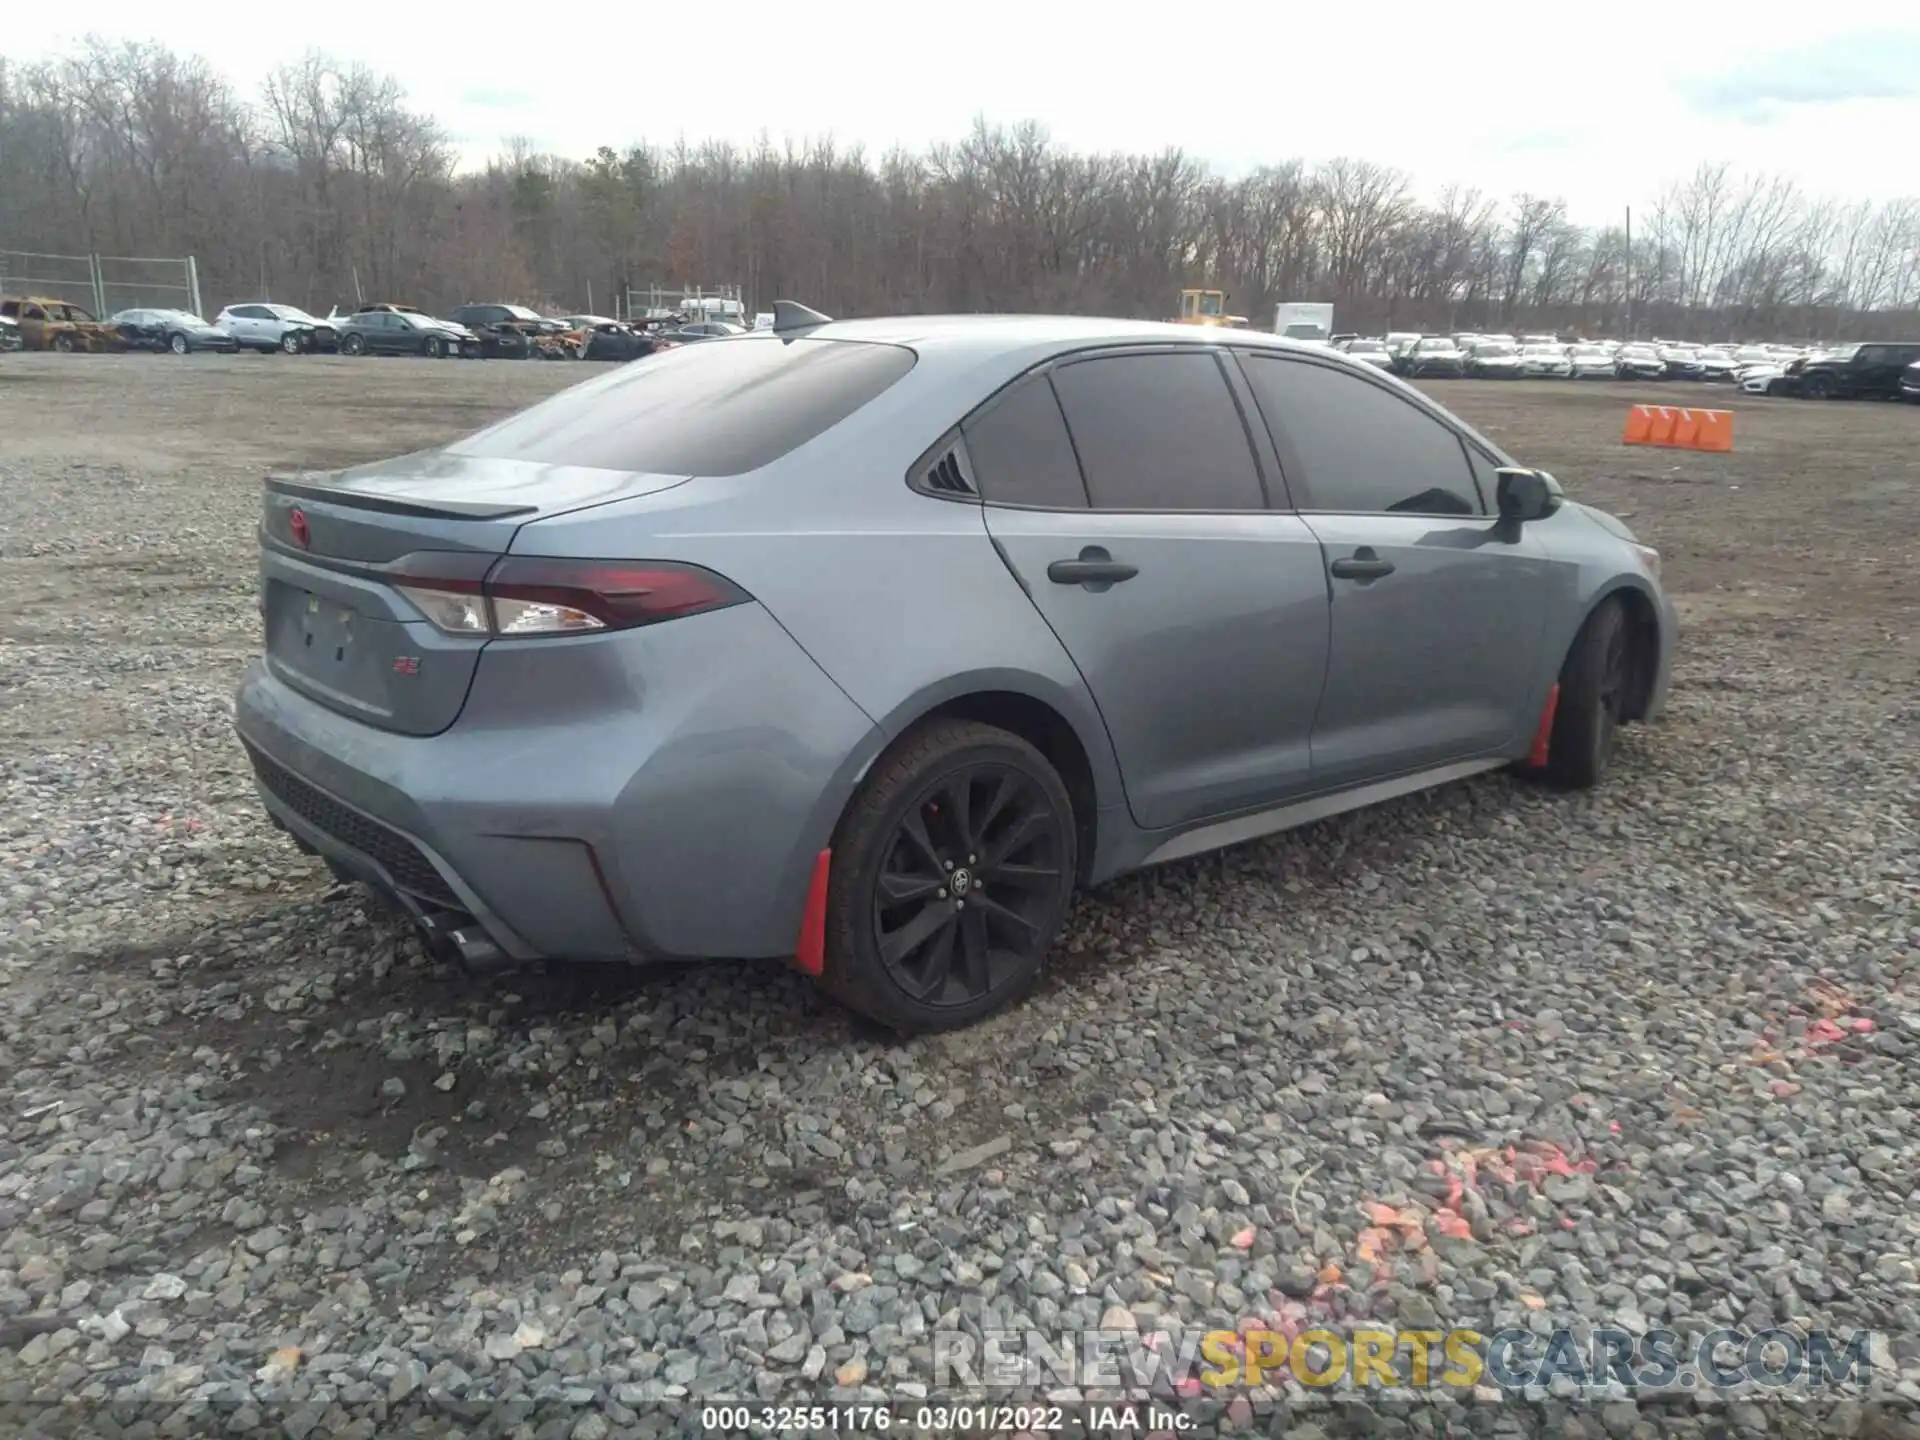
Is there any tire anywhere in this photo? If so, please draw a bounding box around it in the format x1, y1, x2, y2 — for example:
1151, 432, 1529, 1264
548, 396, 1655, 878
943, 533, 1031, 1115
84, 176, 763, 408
1801, 372, 1833, 400
168, 332, 190, 355
52, 333, 76, 353
280, 331, 302, 355
340, 332, 366, 357
820, 719, 1077, 1033
425, 336, 446, 360
1543, 598, 1634, 789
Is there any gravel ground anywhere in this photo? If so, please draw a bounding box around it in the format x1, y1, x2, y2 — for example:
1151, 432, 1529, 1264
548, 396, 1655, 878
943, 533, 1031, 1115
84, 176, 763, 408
1, 355, 1916, 1438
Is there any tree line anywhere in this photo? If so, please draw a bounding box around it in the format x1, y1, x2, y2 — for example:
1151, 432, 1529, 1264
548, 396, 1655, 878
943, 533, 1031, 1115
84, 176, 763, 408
3, 40, 1917, 340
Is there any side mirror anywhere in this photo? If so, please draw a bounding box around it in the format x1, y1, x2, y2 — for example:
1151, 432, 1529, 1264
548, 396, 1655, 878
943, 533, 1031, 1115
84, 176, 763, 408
1495, 467, 1563, 523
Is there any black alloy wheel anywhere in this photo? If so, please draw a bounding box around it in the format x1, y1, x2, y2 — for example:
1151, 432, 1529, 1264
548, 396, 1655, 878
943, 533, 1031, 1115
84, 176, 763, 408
824, 719, 1076, 1032
874, 766, 1064, 1005
1541, 597, 1634, 789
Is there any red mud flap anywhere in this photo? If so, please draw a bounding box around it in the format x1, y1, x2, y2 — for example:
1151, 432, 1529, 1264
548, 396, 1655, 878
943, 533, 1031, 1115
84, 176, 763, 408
1524, 684, 1560, 769
793, 849, 831, 977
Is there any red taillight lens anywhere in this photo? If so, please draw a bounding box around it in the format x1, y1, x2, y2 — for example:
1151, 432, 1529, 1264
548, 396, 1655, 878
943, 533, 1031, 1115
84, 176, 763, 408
390, 554, 749, 638
486, 558, 749, 635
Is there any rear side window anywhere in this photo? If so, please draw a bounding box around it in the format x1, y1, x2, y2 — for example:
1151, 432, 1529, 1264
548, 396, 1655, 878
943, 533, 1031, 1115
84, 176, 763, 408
1241, 355, 1484, 516
960, 374, 1088, 508
1049, 351, 1265, 511
452, 337, 917, 476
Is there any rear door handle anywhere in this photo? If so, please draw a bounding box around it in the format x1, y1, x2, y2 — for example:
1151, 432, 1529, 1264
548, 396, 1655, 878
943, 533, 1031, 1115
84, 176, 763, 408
1048, 547, 1139, 587
1329, 549, 1395, 581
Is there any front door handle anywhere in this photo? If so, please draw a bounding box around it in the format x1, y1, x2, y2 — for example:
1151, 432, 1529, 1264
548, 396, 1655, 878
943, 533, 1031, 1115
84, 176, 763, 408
1048, 547, 1139, 587
1329, 548, 1396, 582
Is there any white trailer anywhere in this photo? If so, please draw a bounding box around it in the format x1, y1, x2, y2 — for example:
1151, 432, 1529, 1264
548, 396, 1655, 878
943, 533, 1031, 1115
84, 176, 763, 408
1275, 303, 1335, 345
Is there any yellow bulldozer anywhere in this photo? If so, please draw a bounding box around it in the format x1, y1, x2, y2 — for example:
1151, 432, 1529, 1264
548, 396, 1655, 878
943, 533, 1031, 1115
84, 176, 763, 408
1169, 288, 1249, 328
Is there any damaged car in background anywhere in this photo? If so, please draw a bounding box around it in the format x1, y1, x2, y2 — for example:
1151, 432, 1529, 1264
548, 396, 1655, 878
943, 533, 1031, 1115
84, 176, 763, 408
1394, 335, 1466, 378
335, 306, 483, 358
556, 316, 681, 363
0, 295, 123, 352
1613, 344, 1667, 380
111, 308, 241, 355
445, 303, 590, 360
1567, 344, 1616, 379
214, 302, 341, 353
1461, 339, 1524, 379
1335, 336, 1395, 369
1518, 343, 1572, 378
1657, 345, 1706, 381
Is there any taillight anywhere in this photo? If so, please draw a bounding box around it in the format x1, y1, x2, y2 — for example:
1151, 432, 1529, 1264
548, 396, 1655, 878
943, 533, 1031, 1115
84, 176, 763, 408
391, 556, 749, 638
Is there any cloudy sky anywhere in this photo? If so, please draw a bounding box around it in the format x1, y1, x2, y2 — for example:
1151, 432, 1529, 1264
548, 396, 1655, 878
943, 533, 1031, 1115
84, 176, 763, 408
12, 4, 1920, 223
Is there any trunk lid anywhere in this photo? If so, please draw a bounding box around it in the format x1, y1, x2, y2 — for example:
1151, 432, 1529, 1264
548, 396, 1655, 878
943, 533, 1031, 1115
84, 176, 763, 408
260, 453, 690, 735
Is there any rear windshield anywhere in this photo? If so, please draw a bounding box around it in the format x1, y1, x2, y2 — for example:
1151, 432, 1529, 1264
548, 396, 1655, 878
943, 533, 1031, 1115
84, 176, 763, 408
450, 336, 916, 476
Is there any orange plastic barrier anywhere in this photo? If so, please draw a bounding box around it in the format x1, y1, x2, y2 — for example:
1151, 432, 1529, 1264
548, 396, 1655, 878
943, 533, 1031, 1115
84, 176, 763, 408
1623, 404, 1733, 453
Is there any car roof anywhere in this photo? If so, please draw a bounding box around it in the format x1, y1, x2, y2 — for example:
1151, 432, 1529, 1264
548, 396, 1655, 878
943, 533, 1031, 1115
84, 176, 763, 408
756, 313, 1363, 368
718, 313, 1516, 467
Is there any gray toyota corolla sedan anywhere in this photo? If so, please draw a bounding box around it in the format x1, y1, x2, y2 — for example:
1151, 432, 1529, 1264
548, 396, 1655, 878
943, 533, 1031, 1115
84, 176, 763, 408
235, 302, 1675, 1032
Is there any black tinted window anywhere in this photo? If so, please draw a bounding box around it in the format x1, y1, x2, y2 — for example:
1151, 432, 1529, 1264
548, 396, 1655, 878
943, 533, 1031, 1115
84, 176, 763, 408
1049, 352, 1264, 511
451, 337, 916, 476
1242, 357, 1482, 516
960, 374, 1088, 508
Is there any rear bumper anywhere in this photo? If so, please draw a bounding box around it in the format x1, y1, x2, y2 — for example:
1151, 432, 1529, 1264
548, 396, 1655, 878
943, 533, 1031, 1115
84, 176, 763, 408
242, 738, 547, 961
233, 601, 879, 963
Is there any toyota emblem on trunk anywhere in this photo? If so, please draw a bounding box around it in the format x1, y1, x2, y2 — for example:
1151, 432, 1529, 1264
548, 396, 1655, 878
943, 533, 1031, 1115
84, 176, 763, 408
289, 507, 310, 548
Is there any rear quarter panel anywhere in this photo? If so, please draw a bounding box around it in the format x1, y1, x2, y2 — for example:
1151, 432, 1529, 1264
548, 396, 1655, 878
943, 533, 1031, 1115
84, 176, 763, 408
506, 361, 1132, 857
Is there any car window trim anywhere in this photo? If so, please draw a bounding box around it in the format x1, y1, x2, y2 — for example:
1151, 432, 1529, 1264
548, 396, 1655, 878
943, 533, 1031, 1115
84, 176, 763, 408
968, 371, 1092, 509
911, 342, 1284, 516
1235, 349, 1494, 520
1047, 344, 1277, 514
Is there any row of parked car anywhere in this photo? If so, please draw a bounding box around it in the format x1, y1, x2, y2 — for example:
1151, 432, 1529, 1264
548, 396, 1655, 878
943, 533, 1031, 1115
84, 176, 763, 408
0, 295, 757, 361
1331, 330, 1920, 401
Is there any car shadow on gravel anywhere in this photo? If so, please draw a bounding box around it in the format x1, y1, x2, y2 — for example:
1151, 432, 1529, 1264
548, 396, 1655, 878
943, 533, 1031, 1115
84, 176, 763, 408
74, 890, 832, 1196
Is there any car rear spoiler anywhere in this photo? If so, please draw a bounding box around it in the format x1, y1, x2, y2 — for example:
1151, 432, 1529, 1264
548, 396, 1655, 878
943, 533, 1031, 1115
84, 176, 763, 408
264, 472, 538, 521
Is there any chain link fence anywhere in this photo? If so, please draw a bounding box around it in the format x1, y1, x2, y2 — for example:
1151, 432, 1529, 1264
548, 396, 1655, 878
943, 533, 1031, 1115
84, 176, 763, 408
98, 255, 202, 318
0, 249, 202, 318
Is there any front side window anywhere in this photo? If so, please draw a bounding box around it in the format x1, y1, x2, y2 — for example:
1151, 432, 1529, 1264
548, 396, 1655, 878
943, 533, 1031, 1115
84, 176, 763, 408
451, 336, 917, 476
1048, 351, 1265, 512
1241, 355, 1483, 517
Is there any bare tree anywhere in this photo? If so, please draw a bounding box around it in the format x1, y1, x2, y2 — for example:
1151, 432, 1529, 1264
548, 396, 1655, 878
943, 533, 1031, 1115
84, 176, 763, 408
3, 39, 1915, 340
